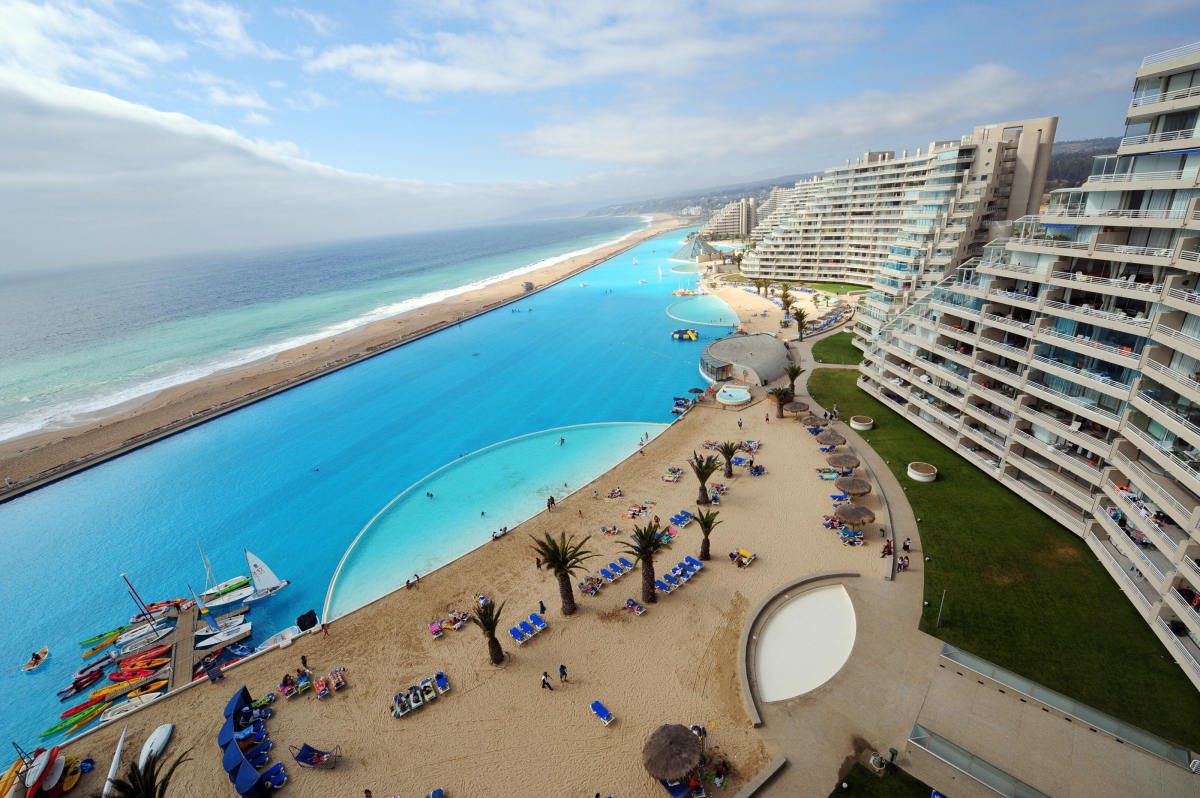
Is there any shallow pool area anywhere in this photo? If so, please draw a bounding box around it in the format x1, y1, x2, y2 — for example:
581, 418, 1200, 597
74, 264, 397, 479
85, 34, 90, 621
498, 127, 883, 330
669, 262, 706, 274
755, 584, 856, 700
665, 294, 738, 326
715, 385, 752, 406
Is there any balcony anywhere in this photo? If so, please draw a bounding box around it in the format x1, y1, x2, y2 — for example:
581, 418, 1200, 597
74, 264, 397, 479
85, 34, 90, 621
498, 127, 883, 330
1084, 169, 1196, 188
1011, 428, 1103, 483
1021, 380, 1123, 427
1001, 473, 1088, 534
961, 424, 1007, 456
1123, 423, 1200, 497
987, 287, 1041, 309
1103, 479, 1186, 555
1142, 359, 1200, 403
1087, 530, 1157, 614
975, 336, 1029, 361
981, 312, 1035, 333
971, 381, 1019, 411
958, 443, 1003, 474
1140, 40, 1200, 68
1041, 205, 1188, 221
1028, 355, 1132, 399
1166, 588, 1200, 640
1112, 450, 1198, 531
1048, 271, 1165, 299
1040, 299, 1152, 333
929, 298, 981, 320
976, 258, 1043, 280
1153, 617, 1200, 688
1037, 328, 1141, 367
1132, 389, 1200, 443
1129, 83, 1200, 109
1101, 511, 1170, 591
1008, 451, 1093, 509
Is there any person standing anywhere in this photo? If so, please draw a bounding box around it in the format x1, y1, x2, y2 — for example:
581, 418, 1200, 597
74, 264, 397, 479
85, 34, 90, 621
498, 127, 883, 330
541, 672, 554, 691
559, 664, 568, 683
538, 600, 546, 614
764, 412, 770, 424
902, 537, 911, 553
737, 418, 743, 430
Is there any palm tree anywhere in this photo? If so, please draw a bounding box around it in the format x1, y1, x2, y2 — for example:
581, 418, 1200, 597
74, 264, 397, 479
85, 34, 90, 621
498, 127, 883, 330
768, 386, 793, 418
619, 522, 672, 603
529, 531, 596, 616
780, 292, 794, 315
715, 440, 740, 478
688, 452, 721, 505
752, 278, 770, 297
693, 508, 722, 561
103, 749, 191, 798
470, 600, 506, 665
792, 307, 809, 339
785, 363, 806, 395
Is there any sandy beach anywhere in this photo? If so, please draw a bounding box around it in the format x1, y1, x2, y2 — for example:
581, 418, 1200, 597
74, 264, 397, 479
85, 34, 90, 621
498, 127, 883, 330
0, 215, 687, 495
51, 283, 891, 797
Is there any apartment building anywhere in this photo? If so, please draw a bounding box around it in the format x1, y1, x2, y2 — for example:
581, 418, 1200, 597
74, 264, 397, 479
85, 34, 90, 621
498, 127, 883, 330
742, 119, 1055, 332
857, 41, 1200, 690
750, 177, 824, 243
700, 197, 757, 238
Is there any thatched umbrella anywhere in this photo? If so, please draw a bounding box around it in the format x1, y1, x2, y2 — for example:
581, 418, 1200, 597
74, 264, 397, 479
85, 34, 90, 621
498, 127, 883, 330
642, 724, 703, 781
834, 476, 872, 500
826, 453, 860, 469
833, 504, 875, 528
783, 400, 809, 414
800, 415, 829, 427
816, 430, 846, 446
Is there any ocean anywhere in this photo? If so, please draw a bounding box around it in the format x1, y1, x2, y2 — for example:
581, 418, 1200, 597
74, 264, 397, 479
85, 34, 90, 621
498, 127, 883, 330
0, 220, 736, 748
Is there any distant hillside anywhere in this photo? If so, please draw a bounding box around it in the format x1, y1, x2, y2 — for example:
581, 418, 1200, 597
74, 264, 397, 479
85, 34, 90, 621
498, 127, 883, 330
585, 173, 820, 218
1045, 136, 1121, 193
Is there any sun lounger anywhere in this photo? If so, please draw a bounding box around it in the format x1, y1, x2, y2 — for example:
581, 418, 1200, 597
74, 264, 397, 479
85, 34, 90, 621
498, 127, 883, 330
655, 579, 674, 594
328, 667, 347, 691
529, 613, 548, 632
736, 548, 757, 566
247, 745, 271, 769
426, 790, 444, 798
619, 557, 635, 571
314, 677, 330, 699
290, 743, 341, 769
392, 693, 410, 717
509, 627, 526, 645
624, 599, 646, 615
685, 556, 704, 571
429, 621, 443, 639
420, 678, 438, 703
435, 671, 450, 694
830, 492, 848, 501
590, 700, 615, 726
608, 561, 624, 576
730, 456, 748, 467
280, 682, 298, 699
819, 445, 836, 453
261, 763, 287, 790
519, 620, 538, 638
599, 568, 616, 583
663, 573, 682, 588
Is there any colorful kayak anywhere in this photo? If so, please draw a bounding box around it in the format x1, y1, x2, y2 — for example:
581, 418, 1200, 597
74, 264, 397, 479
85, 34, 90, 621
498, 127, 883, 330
64, 703, 109, 735
23, 747, 55, 790
119, 646, 170, 668
0, 759, 22, 795
82, 635, 118, 659
60, 757, 81, 791
77, 627, 126, 647
127, 679, 168, 698
89, 679, 141, 699
122, 657, 168, 670
109, 669, 155, 682
40, 710, 89, 738
57, 670, 103, 697
22, 648, 50, 671
74, 653, 115, 681
199, 576, 250, 603
60, 696, 103, 719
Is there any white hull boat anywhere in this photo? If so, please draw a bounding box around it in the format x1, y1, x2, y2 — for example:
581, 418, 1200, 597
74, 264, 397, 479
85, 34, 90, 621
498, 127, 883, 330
195, 621, 252, 649
195, 614, 245, 638
254, 625, 302, 654
243, 549, 289, 603
99, 693, 163, 723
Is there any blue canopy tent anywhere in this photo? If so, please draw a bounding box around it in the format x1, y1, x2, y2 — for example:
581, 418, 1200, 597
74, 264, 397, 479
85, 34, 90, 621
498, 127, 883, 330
225, 686, 252, 718
233, 759, 268, 798
223, 740, 246, 776
217, 716, 237, 748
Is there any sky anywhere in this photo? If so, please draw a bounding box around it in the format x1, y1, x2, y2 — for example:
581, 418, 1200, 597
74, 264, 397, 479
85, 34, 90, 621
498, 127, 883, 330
2, 0, 1199, 271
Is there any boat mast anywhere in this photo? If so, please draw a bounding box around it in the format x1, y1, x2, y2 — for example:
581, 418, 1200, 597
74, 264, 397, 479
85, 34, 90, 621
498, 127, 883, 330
199, 542, 216, 590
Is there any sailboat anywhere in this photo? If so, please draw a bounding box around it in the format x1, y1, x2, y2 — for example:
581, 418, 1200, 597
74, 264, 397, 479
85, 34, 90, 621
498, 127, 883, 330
197, 544, 249, 604
657, 265, 663, 278
632, 257, 638, 265
243, 549, 290, 603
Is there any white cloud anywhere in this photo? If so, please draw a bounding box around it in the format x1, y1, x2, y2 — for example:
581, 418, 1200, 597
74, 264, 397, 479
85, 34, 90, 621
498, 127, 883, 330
0, 0, 184, 85
276, 6, 336, 36
184, 71, 270, 108
285, 88, 328, 111
268, 79, 287, 89
241, 110, 270, 125
172, 0, 284, 59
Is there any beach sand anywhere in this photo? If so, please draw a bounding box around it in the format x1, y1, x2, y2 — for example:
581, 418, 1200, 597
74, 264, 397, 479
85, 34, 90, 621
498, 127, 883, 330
57, 284, 886, 797
0, 215, 688, 493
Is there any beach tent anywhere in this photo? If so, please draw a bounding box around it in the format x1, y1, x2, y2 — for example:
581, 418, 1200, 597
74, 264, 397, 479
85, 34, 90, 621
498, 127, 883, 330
225, 686, 252, 719
217, 716, 237, 748
222, 740, 246, 775
233, 759, 268, 797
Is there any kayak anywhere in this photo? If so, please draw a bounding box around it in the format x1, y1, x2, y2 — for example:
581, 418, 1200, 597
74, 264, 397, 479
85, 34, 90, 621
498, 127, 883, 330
77, 627, 126, 647
122, 657, 168, 670
199, 576, 250, 602
108, 669, 155, 682
60, 696, 103, 719
39, 754, 65, 798
64, 703, 109, 735
195, 614, 246, 638
82, 634, 118, 659
40, 709, 91, 738
98, 693, 162, 723
60, 757, 81, 791
22, 648, 50, 671
74, 653, 116, 680
0, 759, 21, 795
57, 670, 103, 697
23, 747, 55, 790
127, 679, 168, 698
119, 645, 170, 667
114, 621, 170, 648
89, 679, 141, 699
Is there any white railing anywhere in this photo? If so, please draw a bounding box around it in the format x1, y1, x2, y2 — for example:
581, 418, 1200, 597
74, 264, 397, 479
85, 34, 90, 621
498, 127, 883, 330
1112, 450, 1194, 521
930, 299, 981, 317
1124, 424, 1200, 484
1041, 299, 1152, 328
982, 312, 1035, 331
958, 444, 1001, 471
989, 288, 1040, 304
1012, 428, 1101, 477
977, 258, 1040, 276
1011, 236, 1090, 250
1086, 169, 1188, 183
1120, 129, 1200, 148
1181, 249, 1200, 263
1105, 511, 1167, 582
1182, 555, 1200, 583
1093, 242, 1173, 259
1030, 355, 1131, 391
1130, 84, 1200, 108
1090, 532, 1154, 611
1155, 618, 1200, 678
977, 337, 1028, 357
1019, 404, 1112, 450
1022, 381, 1123, 424
1049, 271, 1165, 293
1167, 287, 1200, 306
1038, 327, 1139, 360
1169, 588, 1199, 617
1143, 358, 1200, 395
1107, 478, 1179, 553
1140, 40, 1200, 68
1137, 390, 1200, 439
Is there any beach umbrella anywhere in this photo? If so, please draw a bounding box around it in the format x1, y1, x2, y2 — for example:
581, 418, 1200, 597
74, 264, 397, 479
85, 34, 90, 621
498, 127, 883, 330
800, 415, 829, 427
835, 477, 872, 499
816, 431, 846, 446
642, 724, 703, 781
826, 453, 859, 469
224, 686, 251, 719
223, 739, 246, 774
233, 759, 267, 797
783, 400, 809, 414
217, 716, 237, 748
833, 504, 875, 528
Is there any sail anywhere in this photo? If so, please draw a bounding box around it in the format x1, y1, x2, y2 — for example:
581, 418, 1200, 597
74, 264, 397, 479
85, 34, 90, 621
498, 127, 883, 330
245, 549, 286, 593
190, 585, 222, 633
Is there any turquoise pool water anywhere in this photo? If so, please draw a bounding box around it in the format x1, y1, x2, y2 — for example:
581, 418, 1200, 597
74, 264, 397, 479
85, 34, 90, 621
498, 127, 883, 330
669, 262, 706, 274
0, 226, 706, 747
665, 295, 739, 327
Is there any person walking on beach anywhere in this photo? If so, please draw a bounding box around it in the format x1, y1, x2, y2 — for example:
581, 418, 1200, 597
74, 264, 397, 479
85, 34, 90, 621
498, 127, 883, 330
764, 412, 770, 424
559, 664, 568, 684
535, 557, 542, 570
321, 623, 328, 637
541, 672, 554, 691
902, 537, 911, 553
539, 600, 546, 614
737, 418, 743, 430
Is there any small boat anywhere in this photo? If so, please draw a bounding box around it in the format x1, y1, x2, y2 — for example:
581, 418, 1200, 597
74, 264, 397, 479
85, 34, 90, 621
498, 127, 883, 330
120, 644, 171, 668
60, 696, 103, 719
195, 621, 251, 649
127, 605, 176, 625
89, 679, 141, 699
74, 652, 116, 680
98, 693, 162, 723
65, 703, 109, 735
194, 614, 245, 638
119, 633, 173, 658
24, 747, 56, 790
198, 576, 250, 604
38, 754, 65, 794
77, 627, 126, 647
56, 670, 104, 701
0, 758, 23, 795
60, 756, 82, 791
139, 724, 174, 769
114, 621, 171, 648
671, 329, 698, 341
40, 708, 92, 738
202, 584, 253, 608
638, 279, 647, 284
127, 679, 168, 698
123, 657, 169, 670
22, 648, 50, 671
254, 625, 302, 654
632, 257, 638, 265
109, 668, 155, 682
102, 725, 127, 798
242, 549, 289, 603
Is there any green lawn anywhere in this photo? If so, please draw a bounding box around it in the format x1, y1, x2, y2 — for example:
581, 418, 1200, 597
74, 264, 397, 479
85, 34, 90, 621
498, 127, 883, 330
811, 331, 863, 365
808, 368, 1200, 750
801, 281, 871, 294
827, 764, 933, 798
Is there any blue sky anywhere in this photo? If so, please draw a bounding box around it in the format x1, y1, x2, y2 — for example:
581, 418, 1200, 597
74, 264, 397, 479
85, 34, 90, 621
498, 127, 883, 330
2, 0, 1199, 268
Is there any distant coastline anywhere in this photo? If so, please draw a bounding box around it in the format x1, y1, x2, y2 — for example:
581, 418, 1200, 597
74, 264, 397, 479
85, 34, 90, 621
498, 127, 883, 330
0, 214, 688, 501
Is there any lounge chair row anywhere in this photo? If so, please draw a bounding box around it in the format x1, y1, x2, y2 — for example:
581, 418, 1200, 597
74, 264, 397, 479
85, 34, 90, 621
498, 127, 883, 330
392, 672, 451, 718
509, 613, 549, 645
669, 510, 694, 526
655, 557, 704, 593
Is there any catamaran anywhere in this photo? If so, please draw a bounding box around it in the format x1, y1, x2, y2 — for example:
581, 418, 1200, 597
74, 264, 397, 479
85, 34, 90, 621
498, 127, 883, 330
243, 549, 289, 603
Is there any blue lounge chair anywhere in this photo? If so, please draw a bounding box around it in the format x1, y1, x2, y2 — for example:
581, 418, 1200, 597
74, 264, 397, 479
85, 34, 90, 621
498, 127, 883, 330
591, 700, 615, 726
685, 556, 704, 571
289, 743, 340, 769
529, 613, 547, 632
819, 445, 835, 453
435, 671, 450, 694
509, 626, 526, 645
426, 791, 444, 798
599, 568, 616, 583
247, 743, 271, 769
679, 562, 697, 576
619, 557, 635, 571
519, 620, 537, 638
730, 456, 748, 466
609, 561, 624, 575
831, 492, 848, 501
663, 573, 681, 588
655, 579, 674, 594
261, 763, 287, 789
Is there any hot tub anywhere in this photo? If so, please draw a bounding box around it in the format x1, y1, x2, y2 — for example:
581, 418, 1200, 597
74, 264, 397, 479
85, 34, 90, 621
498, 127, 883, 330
716, 385, 752, 406
754, 584, 856, 700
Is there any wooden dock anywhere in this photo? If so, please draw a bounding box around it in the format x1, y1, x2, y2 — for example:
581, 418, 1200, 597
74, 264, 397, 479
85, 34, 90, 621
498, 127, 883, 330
166, 604, 198, 691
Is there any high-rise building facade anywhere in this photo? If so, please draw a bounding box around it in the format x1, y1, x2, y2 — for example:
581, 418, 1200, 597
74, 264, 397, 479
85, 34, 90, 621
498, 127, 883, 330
857, 41, 1200, 690
750, 177, 823, 243
741, 119, 1055, 332
700, 197, 757, 238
